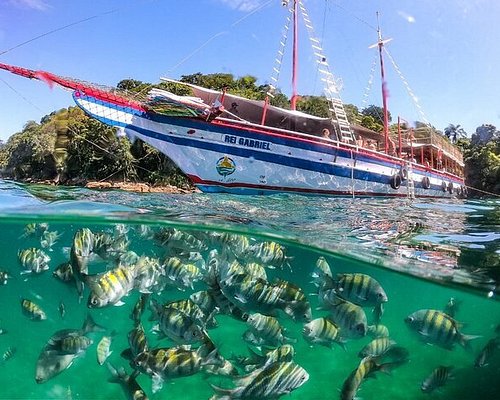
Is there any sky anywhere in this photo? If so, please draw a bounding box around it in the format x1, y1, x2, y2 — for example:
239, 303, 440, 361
0, 0, 499, 141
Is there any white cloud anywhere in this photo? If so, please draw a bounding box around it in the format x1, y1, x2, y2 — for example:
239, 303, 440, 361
8, 0, 50, 11
397, 10, 416, 24
217, 0, 267, 13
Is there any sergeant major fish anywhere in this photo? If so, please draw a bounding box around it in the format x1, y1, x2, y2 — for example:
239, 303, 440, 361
302, 318, 346, 350
421, 366, 454, 393
18, 248, 50, 274
405, 309, 480, 350
85, 264, 136, 308
97, 331, 116, 365
210, 361, 309, 400
107, 363, 148, 400
21, 298, 47, 321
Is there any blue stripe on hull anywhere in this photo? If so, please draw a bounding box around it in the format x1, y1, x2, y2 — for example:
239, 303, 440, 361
73, 93, 463, 197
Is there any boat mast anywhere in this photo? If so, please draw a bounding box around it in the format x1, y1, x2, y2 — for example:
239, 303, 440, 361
290, 0, 298, 110
376, 12, 390, 154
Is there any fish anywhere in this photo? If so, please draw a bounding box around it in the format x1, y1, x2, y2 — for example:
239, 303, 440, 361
162, 298, 210, 330
232, 345, 296, 372
2, 346, 16, 362
35, 351, 77, 384
132, 346, 220, 393
474, 337, 499, 368
246, 313, 295, 347
324, 296, 367, 339
421, 366, 454, 393
340, 356, 393, 400
107, 363, 149, 400
367, 324, 390, 338
241, 241, 292, 269
211, 361, 309, 399
22, 223, 49, 238
48, 334, 93, 355
70, 228, 94, 300
85, 264, 136, 308
59, 301, 66, 319
149, 298, 206, 344
163, 257, 203, 290
219, 273, 283, 313
323, 273, 388, 307
444, 297, 461, 318
21, 298, 47, 321
40, 230, 62, 250
121, 324, 150, 363
130, 293, 150, 325
133, 256, 165, 294
302, 317, 346, 349
372, 302, 384, 324
358, 337, 396, 358
404, 309, 480, 350
0, 270, 12, 285
204, 358, 240, 377
35, 314, 105, 383
53, 262, 74, 283
97, 331, 116, 365
18, 248, 50, 274
272, 278, 312, 322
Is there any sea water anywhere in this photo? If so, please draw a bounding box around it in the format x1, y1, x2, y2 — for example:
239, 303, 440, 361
0, 180, 498, 400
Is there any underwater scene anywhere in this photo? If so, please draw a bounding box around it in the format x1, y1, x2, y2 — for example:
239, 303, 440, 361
0, 181, 498, 400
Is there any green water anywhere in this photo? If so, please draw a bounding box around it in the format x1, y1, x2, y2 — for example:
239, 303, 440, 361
0, 215, 498, 400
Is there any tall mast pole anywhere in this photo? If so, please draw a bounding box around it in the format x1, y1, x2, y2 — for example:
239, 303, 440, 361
290, 0, 298, 110
376, 12, 390, 154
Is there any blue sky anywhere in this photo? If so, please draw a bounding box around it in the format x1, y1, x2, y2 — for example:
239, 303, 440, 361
0, 0, 499, 141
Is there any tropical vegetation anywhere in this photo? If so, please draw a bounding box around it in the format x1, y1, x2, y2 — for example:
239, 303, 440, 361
0, 72, 498, 196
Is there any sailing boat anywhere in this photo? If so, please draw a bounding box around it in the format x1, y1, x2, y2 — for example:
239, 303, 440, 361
0, 1, 465, 198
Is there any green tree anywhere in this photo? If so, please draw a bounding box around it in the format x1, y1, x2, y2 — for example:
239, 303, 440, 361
362, 105, 391, 125
296, 96, 329, 118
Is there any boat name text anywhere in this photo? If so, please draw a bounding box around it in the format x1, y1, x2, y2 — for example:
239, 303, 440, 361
224, 135, 271, 150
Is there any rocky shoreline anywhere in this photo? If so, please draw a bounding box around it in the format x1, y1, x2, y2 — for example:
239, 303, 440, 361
84, 180, 198, 194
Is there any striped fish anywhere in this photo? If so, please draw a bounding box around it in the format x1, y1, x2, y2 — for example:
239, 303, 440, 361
21, 298, 47, 321
150, 298, 205, 344
302, 318, 346, 349
233, 344, 295, 372
107, 364, 148, 400
219, 273, 282, 313
211, 361, 308, 399
133, 346, 219, 393
474, 337, 499, 368
163, 257, 203, 290
130, 293, 150, 326
51, 335, 93, 355
242, 241, 291, 269
341, 357, 389, 400
367, 324, 390, 338
325, 273, 388, 307
421, 366, 453, 393
405, 309, 480, 350
325, 297, 367, 338
272, 278, 311, 322
86, 264, 136, 308
97, 332, 115, 365
358, 337, 396, 358
124, 324, 149, 360
18, 248, 50, 274
246, 313, 294, 347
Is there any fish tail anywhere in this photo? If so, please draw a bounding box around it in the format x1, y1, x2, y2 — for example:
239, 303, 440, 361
210, 383, 235, 398
460, 333, 482, 351
82, 313, 106, 333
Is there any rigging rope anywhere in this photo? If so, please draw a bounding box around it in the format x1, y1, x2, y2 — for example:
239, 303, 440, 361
267, 2, 293, 96
383, 47, 429, 126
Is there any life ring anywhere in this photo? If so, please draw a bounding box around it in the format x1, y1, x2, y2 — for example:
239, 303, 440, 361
400, 167, 408, 181
441, 181, 447, 192
447, 182, 453, 194
421, 176, 431, 189
390, 174, 402, 190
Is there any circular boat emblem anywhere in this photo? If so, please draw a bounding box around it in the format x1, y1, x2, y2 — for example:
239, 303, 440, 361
216, 156, 236, 176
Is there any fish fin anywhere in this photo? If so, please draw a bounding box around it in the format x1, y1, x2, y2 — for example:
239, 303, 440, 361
460, 333, 482, 351
234, 294, 247, 304
284, 336, 297, 344
113, 301, 126, 306
82, 313, 106, 333
210, 384, 234, 398
120, 348, 133, 361
151, 374, 164, 394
